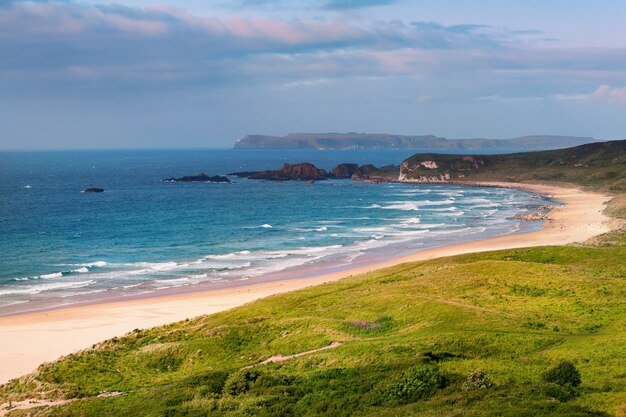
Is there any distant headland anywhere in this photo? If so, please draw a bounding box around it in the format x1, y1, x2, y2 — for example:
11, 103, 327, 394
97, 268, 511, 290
233, 133, 597, 151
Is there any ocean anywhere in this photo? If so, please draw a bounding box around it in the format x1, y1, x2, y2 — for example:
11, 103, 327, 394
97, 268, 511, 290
0, 149, 553, 315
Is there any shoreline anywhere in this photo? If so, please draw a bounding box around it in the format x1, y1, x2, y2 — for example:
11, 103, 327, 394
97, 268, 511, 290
0, 182, 614, 385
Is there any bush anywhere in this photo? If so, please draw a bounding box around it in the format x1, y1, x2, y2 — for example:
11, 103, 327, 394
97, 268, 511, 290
382, 366, 444, 404
542, 382, 577, 402
542, 361, 581, 387
462, 369, 494, 391
222, 370, 261, 396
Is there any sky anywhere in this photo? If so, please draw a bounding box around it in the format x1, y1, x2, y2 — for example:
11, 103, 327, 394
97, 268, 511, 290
1, 0, 625, 149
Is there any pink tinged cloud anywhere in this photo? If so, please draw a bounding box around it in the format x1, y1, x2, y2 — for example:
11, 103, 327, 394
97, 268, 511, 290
554, 84, 626, 105
590, 84, 626, 105
129, 6, 366, 46
2, 3, 363, 44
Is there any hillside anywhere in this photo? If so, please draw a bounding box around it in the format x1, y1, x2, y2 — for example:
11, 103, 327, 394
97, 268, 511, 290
233, 133, 597, 151
399, 140, 626, 191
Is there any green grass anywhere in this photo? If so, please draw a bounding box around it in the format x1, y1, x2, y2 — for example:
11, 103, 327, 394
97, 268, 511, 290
1, 242, 625, 416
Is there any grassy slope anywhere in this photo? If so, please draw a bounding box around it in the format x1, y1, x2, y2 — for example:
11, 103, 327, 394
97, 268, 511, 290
402, 140, 626, 192
2, 142, 626, 416
1, 243, 625, 416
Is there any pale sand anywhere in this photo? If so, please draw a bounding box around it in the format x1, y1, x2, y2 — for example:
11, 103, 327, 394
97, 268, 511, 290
0, 183, 615, 385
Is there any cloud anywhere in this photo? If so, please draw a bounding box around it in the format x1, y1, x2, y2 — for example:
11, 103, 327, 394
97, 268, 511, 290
554, 84, 626, 105
323, 0, 399, 10
0, 1, 530, 94
476, 95, 543, 103
226, 0, 400, 11
1, 0, 625, 109
590, 84, 626, 105
417, 95, 433, 103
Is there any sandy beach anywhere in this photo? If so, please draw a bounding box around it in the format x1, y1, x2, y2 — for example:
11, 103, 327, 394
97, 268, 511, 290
0, 182, 615, 385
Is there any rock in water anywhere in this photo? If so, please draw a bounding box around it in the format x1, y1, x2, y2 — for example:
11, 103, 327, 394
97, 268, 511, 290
83, 188, 104, 193
162, 173, 231, 183
235, 163, 327, 181
329, 163, 359, 179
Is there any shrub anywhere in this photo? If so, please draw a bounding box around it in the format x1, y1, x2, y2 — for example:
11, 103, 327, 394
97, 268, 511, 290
382, 366, 444, 404
542, 361, 582, 387
222, 370, 261, 396
462, 369, 494, 391
542, 382, 577, 402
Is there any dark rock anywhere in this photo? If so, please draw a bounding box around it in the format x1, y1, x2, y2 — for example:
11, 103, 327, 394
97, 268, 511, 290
235, 163, 327, 181
162, 173, 231, 183
83, 188, 104, 193
227, 171, 257, 178
351, 164, 377, 179
351, 164, 398, 183
329, 163, 358, 179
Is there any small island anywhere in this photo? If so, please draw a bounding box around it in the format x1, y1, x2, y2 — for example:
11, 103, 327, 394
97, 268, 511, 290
161, 173, 231, 183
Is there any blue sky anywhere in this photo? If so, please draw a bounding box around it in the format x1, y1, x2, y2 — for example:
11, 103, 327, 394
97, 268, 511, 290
1, 0, 625, 149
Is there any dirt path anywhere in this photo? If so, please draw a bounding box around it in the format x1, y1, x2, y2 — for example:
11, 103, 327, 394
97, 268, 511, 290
0, 392, 122, 416
0, 399, 73, 416
245, 342, 342, 369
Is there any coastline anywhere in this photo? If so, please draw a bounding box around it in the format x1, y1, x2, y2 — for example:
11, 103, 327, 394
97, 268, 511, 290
0, 182, 614, 385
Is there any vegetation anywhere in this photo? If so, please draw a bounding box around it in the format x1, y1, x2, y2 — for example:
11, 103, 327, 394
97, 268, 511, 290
543, 361, 582, 387
402, 140, 626, 191
462, 369, 494, 391
1, 238, 625, 416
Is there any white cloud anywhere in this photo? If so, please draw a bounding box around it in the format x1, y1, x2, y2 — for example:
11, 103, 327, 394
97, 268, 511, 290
476, 95, 543, 103
590, 84, 626, 105
554, 84, 626, 105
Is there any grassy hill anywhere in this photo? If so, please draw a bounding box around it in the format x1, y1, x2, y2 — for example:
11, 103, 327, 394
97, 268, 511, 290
400, 140, 626, 191
2, 243, 626, 416
1, 142, 626, 417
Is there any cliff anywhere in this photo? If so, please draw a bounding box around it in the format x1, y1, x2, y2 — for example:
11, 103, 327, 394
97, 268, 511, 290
397, 140, 626, 191
233, 133, 597, 151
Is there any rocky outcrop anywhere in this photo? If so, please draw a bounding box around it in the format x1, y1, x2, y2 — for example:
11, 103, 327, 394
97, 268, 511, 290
329, 163, 358, 179
398, 160, 451, 182
229, 162, 399, 183
350, 164, 398, 183
514, 212, 550, 221
233, 163, 327, 181
420, 161, 439, 169
162, 173, 231, 183
398, 155, 485, 182
351, 164, 377, 180
83, 188, 104, 193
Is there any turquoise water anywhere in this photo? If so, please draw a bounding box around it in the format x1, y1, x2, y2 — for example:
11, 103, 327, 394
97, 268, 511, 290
0, 150, 551, 314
